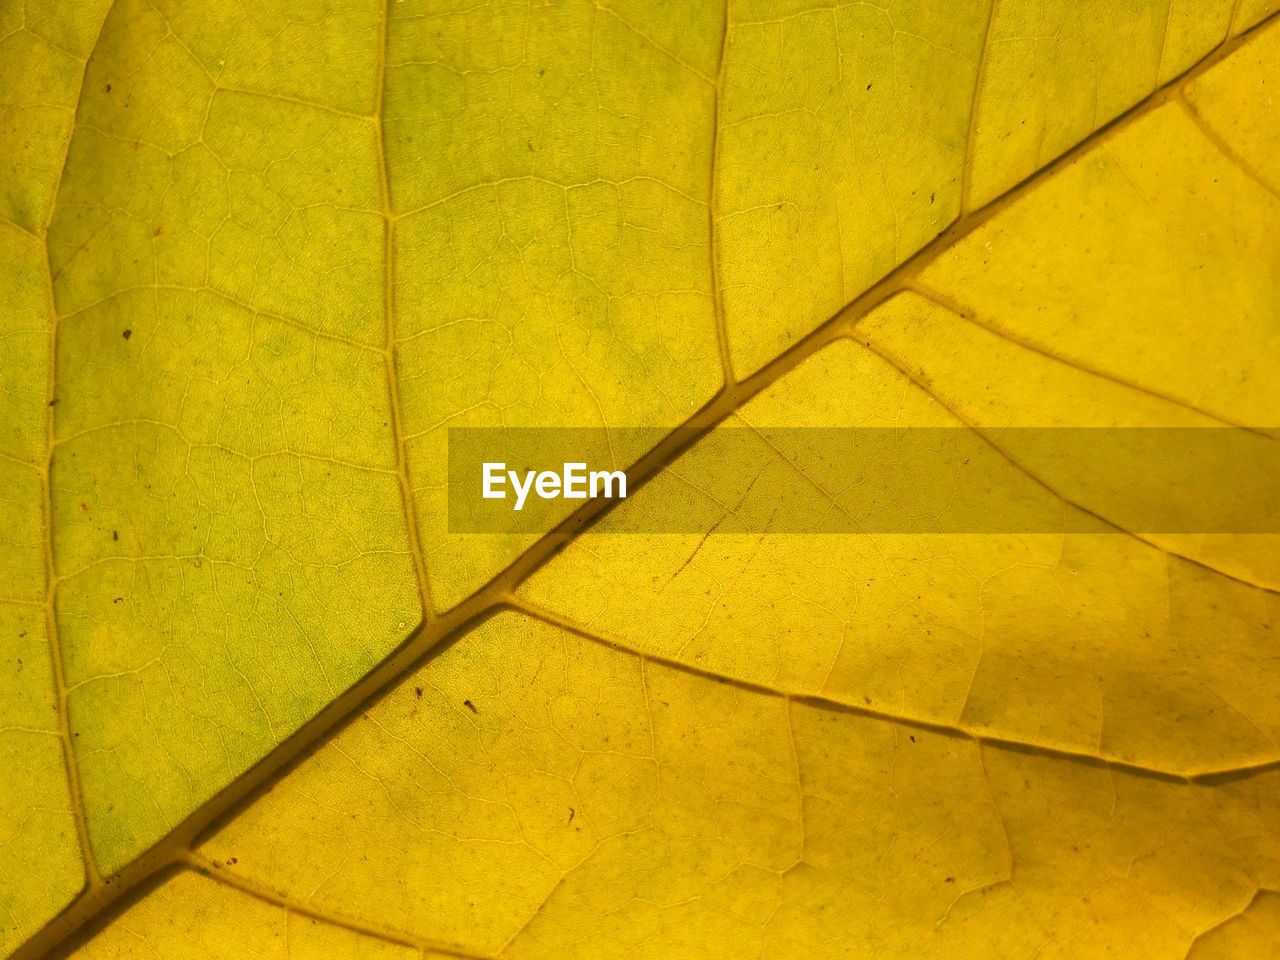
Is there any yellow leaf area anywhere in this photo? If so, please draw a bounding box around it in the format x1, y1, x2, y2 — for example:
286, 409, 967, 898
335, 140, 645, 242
2, 0, 1279, 957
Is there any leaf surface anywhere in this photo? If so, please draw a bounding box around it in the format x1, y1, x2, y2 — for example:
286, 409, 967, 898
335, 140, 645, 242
1, 0, 1279, 957
99, 614, 1280, 958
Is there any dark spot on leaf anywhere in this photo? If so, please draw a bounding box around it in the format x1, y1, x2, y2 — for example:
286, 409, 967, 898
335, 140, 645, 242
568, 807, 575, 824
464, 699, 478, 714
945, 877, 955, 883
122, 329, 132, 340
113, 530, 118, 541
415, 686, 422, 698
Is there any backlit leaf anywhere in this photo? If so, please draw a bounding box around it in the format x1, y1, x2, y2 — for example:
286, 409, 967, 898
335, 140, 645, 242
1, 0, 1278, 957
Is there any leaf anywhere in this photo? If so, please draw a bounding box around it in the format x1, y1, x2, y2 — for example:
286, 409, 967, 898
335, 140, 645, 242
146, 615, 1280, 958
70, 870, 421, 960
1, 0, 1278, 958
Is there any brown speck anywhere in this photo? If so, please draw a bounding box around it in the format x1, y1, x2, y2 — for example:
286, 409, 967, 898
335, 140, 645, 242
568, 807, 575, 824
122, 329, 132, 340
80, 503, 88, 511
863, 695, 871, 705
945, 877, 955, 883
153, 226, 163, 237
113, 597, 124, 604
131, 140, 139, 150
909, 735, 915, 742
113, 530, 118, 541
415, 686, 422, 698
464, 699, 478, 714
105, 84, 112, 92
48, 398, 58, 406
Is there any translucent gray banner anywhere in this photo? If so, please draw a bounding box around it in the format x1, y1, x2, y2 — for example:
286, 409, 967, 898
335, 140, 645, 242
447, 427, 1280, 534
